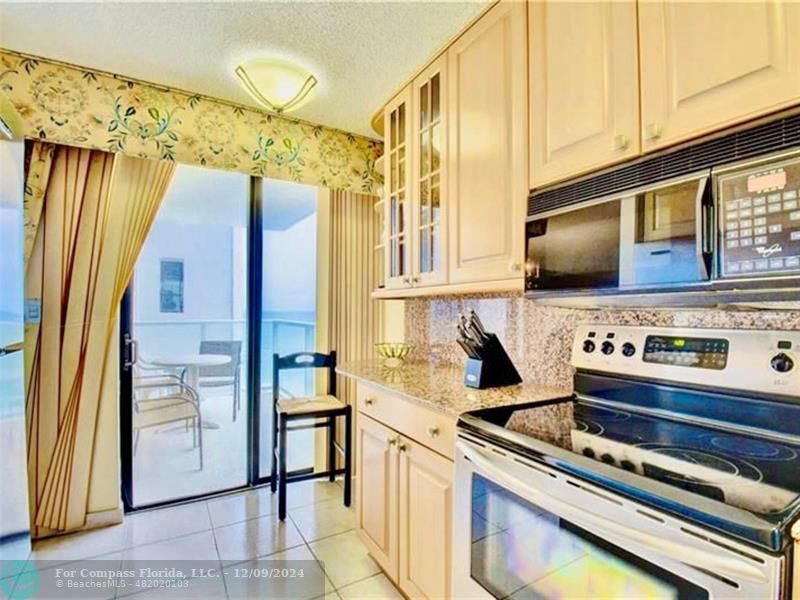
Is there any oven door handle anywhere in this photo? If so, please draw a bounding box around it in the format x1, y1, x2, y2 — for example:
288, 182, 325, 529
459, 442, 767, 584
694, 175, 711, 279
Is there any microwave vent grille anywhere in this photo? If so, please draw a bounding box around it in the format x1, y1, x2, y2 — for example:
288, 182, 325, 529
528, 113, 800, 217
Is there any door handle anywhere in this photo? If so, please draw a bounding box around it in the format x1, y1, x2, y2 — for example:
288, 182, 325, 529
458, 441, 767, 584
123, 334, 138, 369
0, 341, 23, 357
694, 175, 712, 280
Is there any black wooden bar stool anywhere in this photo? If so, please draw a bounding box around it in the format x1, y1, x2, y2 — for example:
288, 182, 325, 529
270, 351, 352, 521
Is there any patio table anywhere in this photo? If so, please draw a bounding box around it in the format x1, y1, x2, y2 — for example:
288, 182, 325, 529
149, 354, 231, 430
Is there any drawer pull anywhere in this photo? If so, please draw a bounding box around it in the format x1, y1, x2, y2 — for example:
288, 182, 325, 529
427, 426, 440, 438
364, 398, 375, 406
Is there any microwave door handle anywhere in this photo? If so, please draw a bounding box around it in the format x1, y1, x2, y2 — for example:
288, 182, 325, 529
694, 176, 711, 279
458, 441, 767, 584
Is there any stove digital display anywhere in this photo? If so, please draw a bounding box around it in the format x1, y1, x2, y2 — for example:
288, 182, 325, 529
643, 335, 729, 370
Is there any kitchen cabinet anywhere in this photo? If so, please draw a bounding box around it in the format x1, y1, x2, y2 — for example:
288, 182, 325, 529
529, 0, 639, 188
355, 383, 454, 598
397, 435, 453, 600
411, 55, 448, 287
356, 413, 398, 580
447, 0, 527, 284
639, 0, 800, 152
383, 86, 413, 290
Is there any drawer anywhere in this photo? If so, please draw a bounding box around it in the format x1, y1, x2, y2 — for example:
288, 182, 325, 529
357, 382, 456, 460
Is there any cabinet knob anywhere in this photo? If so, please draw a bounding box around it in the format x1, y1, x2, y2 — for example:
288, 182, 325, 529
508, 261, 522, 273
387, 436, 399, 447
412, 276, 420, 283
613, 134, 630, 151
427, 426, 440, 438
398, 442, 408, 453
645, 123, 663, 141
364, 398, 375, 406
403, 276, 411, 284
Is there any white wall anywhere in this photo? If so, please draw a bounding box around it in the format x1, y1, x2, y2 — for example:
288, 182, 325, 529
133, 220, 236, 323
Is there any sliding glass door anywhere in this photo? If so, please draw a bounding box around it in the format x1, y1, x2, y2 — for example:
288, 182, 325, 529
124, 164, 250, 507
120, 167, 320, 507
258, 179, 318, 479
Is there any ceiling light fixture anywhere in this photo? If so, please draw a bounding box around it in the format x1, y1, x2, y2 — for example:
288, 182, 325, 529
235, 58, 317, 114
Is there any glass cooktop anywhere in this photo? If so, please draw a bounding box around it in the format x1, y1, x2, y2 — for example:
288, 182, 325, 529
460, 392, 800, 551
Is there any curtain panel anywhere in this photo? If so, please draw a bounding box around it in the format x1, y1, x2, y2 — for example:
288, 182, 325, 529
326, 190, 384, 407
24, 142, 174, 536
1, 49, 381, 194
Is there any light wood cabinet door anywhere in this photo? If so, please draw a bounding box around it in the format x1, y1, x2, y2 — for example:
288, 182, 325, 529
411, 55, 448, 287
397, 436, 453, 600
357, 414, 399, 581
447, 0, 528, 284
529, 0, 639, 188
384, 86, 413, 290
639, 1, 800, 152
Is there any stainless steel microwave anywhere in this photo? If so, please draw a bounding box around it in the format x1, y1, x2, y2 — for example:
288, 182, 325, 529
525, 150, 800, 300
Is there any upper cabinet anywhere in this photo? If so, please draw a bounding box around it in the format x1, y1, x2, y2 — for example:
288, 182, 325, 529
383, 87, 413, 290
529, 1, 640, 188
447, 0, 527, 284
375, 0, 800, 297
639, 1, 800, 151
411, 56, 448, 287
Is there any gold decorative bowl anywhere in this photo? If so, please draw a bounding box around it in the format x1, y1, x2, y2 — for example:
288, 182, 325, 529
375, 342, 412, 367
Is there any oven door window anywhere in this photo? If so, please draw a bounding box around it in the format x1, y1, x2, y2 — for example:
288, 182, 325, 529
619, 178, 710, 287
526, 200, 621, 290
470, 474, 708, 599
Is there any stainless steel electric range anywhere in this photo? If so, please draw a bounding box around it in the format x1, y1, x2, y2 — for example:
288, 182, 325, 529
454, 325, 800, 599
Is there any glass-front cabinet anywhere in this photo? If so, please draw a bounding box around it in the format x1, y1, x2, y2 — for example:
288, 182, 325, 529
381, 55, 448, 291
411, 55, 448, 286
384, 87, 413, 289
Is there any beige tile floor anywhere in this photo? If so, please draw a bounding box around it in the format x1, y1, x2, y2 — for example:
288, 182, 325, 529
7, 480, 402, 600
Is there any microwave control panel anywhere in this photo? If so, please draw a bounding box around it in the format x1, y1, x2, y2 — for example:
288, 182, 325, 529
718, 155, 800, 277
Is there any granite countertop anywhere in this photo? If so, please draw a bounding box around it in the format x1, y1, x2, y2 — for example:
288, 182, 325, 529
337, 360, 572, 417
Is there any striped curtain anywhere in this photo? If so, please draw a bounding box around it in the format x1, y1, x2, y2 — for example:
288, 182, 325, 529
24, 144, 174, 536
327, 190, 383, 406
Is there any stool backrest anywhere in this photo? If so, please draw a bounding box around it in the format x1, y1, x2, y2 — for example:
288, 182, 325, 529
273, 351, 336, 402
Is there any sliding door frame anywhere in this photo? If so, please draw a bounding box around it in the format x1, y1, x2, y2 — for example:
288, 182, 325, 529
119, 175, 316, 511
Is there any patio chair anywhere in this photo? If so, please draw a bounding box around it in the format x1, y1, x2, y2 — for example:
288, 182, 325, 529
133, 375, 204, 470
197, 340, 243, 421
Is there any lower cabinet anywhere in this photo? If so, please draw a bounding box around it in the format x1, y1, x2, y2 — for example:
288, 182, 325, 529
398, 435, 454, 599
356, 411, 454, 599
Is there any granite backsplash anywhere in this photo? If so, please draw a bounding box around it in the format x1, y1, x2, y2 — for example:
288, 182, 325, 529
404, 293, 800, 390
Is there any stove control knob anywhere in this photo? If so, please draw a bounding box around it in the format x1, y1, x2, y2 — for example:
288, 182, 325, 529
620, 459, 636, 472
582, 447, 595, 459
582, 340, 596, 353
621, 342, 636, 357
600, 453, 615, 465
601, 341, 615, 355
771, 352, 795, 373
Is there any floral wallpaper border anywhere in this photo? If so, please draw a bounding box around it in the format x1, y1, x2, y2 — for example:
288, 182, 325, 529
1, 49, 382, 192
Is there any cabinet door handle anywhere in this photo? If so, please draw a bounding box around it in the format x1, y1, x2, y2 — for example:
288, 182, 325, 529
645, 123, 663, 141
508, 261, 522, 273
427, 426, 440, 438
613, 134, 630, 151
364, 398, 375, 406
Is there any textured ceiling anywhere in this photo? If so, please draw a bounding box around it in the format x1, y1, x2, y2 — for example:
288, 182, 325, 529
0, 1, 490, 138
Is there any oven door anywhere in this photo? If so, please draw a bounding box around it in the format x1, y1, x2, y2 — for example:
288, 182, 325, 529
526, 174, 712, 293
453, 436, 783, 599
